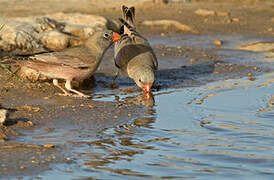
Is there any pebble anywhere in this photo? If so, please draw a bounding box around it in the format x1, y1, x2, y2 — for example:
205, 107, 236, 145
189, 58, 196, 64
0, 109, 8, 125
88, 104, 94, 109
232, 18, 239, 22
195, 9, 228, 17
248, 72, 256, 81
27, 120, 34, 126
248, 76, 256, 81
43, 144, 55, 148
213, 40, 222, 46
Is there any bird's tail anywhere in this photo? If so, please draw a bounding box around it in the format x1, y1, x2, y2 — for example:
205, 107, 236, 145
122, 5, 136, 28
121, 5, 136, 35
119, 18, 136, 33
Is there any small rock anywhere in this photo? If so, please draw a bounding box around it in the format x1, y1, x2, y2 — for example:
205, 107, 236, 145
142, 20, 196, 33
248, 72, 256, 81
27, 120, 34, 126
22, 105, 40, 112
248, 76, 256, 81
267, 28, 273, 32
189, 58, 196, 64
213, 40, 222, 46
238, 42, 274, 52
195, 9, 228, 17
43, 144, 55, 148
200, 120, 211, 127
88, 104, 94, 109
216, 11, 229, 17
232, 18, 239, 22
0, 109, 8, 125
40, 30, 69, 51
195, 9, 215, 16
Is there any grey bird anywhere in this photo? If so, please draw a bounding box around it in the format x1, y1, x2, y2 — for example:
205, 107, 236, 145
114, 5, 158, 93
17, 30, 120, 97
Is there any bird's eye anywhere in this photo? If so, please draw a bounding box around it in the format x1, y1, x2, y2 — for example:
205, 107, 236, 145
139, 79, 142, 82
103, 33, 109, 38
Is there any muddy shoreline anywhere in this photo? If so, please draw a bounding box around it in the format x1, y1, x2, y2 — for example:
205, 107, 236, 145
0, 0, 273, 178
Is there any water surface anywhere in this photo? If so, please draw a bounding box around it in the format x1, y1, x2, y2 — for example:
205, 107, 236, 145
19, 35, 274, 179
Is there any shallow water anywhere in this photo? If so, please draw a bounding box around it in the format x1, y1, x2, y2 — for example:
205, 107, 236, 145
18, 35, 274, 179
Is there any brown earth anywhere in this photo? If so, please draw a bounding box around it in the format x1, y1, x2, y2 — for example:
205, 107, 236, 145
0, 0, 273, 178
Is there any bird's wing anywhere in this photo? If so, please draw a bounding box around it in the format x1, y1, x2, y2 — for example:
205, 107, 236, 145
129, 32, 158, 70
114, 35, 157, 70
114, 27, 158, 70
33, 47, 94, 69
18, 59, 84, 80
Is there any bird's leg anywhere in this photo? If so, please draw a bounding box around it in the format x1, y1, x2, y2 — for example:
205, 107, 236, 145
64, 80, 90, 98
111, 70, 119, 88
53, 79, 73, 96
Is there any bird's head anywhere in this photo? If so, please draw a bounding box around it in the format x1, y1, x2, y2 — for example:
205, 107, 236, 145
86, 30, 120, 52
133, 67, 155, 93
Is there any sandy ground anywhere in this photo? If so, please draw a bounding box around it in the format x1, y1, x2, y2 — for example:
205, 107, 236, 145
0, 0, 273, 178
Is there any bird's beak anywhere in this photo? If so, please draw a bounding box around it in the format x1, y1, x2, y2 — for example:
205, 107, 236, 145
144, 92, 152, 99
143, 83, 152, 93
112, 32, 121, 42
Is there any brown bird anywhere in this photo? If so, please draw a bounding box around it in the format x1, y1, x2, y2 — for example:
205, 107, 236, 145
114, 5, 158, 93
18, 30, 120, 97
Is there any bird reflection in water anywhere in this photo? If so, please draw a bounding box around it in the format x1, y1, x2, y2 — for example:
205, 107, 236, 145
122, 92, 155, 108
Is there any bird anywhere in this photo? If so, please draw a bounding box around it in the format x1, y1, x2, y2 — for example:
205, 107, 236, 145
113, 5, 158, 93
17, 30, 121, 98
